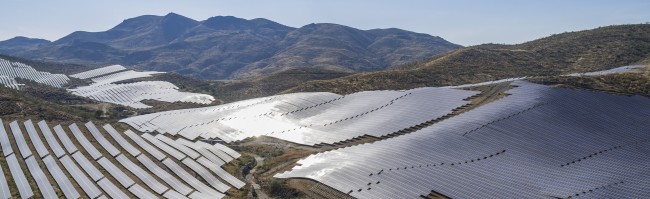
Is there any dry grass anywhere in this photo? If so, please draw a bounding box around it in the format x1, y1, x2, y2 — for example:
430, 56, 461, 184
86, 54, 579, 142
530, 66, 650, 97
283, 24, 650, 95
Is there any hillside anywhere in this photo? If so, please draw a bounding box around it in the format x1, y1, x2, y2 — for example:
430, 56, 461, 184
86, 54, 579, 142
0, 36, 50, 54
284, 24, 650, 94
132, 68, 353, 103
530, 66, 650, 97
0, 13, 461, 80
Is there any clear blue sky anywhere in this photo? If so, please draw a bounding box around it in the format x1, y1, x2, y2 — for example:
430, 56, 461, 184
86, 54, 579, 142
1, 0, 648, 46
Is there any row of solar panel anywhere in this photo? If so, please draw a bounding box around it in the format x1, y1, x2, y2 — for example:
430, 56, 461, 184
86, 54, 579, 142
275, 81, 650, 198
67, 65, 215, 109
566, 65, 645, 77
89, 70, 164, 85
69, 65, 128, 79
0, 119, 244, 198
0, 76, 21, 90
69, 81, 214, 109
0, 58, 70, 88
121, 87, 478, 145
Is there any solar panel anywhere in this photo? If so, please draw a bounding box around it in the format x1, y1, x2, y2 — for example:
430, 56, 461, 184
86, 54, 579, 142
68, 66, 213, 109
128, 184, 158, 199
275, 81, 650, 198
162, 190, 189, 199
9, 121, 32, 159
37, 121, 66, 158
23, 120, 49, 158
103, 124, 141, 157
25, 156, 56, 199
120, 87, 476, 145
177, 139, 225, 165
97, 178, 130, 199
68, 123, 103, 160
71, 152, 104, 181
162, 158, 223, 198
136, 155, 193, 196
210, 143, 241, 159
0, 118, 14, 157
52, 125, 78, 154
59, 155, 102, 198
125, 130, 166, 160
90, 70, 164, 84
70, 65, 127, 79
6, 154, 33, 199
115, 154, 168, 194
70, 81, 214, 109
97, 157, 135, 188
182, 158, 230, 192
188, 191, 217, 199
155, 135, 200, 160
85, 122, 120, 157
42, 155, 79, 199
197, 142, 233, 162
0, 160, 10, 199
195, 157, 245, 189
141, 134, 186, 160
0, 58, 70, 88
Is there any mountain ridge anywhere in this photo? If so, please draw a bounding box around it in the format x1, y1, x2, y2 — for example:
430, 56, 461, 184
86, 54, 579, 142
281, 24, 650, 94
0, 13, 461, 79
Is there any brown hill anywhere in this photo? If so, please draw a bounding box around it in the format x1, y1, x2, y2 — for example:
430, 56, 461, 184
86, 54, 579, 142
284, 24, 650, 94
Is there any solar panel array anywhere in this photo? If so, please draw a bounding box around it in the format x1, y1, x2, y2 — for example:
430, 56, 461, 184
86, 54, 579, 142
69, 81, 214, 108
89, 70, 165, 85
0, 119, 243, 198
0, 58, 69, 89
567, 65, 646, 76
69, 65, 128, 79
68, 66, 214, 109
275, 81, 650, 198
121, 87, 478, 144
0, 76, 20, 90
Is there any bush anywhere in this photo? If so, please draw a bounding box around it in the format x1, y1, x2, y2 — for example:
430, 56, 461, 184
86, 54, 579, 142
266, 179, 302, 198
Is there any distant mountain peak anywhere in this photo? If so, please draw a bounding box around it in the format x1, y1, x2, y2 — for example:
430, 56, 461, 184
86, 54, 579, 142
0, 36, 50, 54
0, 13, 461, 80
203, 16, 258, 30
200, 16, 294, 31
164, 12, 182, 17
4, 36, 50, 43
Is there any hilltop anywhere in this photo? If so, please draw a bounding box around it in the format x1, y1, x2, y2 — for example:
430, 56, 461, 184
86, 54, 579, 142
283, 24, 650, 94
0, 13, 461, 80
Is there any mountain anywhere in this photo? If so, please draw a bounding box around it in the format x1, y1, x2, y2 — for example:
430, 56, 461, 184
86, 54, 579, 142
282, 24, 650, 94
55, 13, 199, 50
232, 24, 456, 79
0, 36, 50, 54
0, 13, 461, 80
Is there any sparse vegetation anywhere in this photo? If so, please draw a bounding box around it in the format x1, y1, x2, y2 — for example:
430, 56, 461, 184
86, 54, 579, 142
264, 178, 304, 199
530, 67, 650, 97
284, 24, 650, 94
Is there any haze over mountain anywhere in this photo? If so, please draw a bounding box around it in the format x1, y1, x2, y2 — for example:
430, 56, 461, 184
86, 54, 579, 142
0, 13, 461, 80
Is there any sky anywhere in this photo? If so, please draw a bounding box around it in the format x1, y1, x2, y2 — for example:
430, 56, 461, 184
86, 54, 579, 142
1, 0, 649, 46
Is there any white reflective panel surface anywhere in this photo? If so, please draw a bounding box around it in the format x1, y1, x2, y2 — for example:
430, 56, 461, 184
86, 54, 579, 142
276, 81, 650, 198
70, 65, 127, 79
0, 58, 70, 89
122, 87, 478, 145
